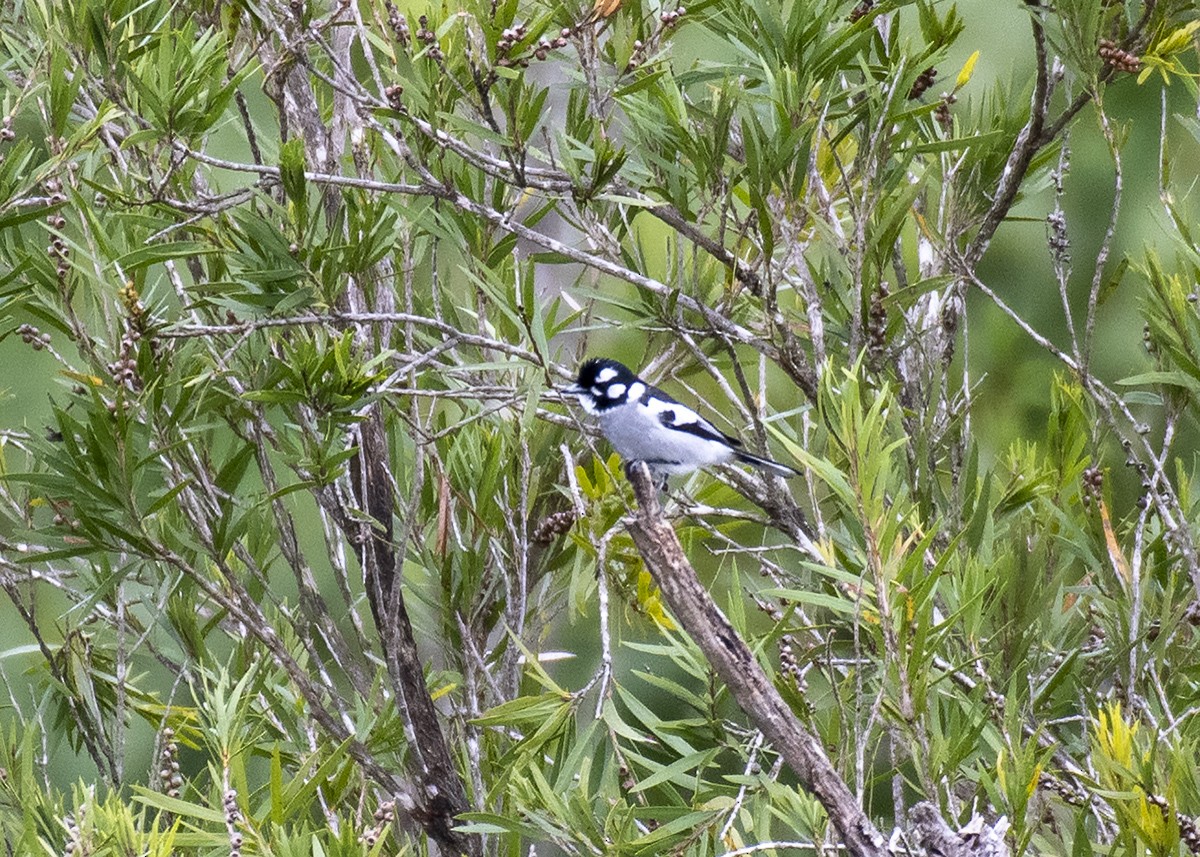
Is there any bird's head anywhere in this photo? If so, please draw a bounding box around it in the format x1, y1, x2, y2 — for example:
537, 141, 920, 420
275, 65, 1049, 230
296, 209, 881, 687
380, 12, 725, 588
563, 358, 639, 414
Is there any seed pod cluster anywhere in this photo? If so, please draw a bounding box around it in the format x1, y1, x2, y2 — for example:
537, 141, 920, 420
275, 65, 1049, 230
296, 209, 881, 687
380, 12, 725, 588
659, 6, 686, 26
867, 281, 888, 369
16, 323, 51, 351
158, 726, 183, 798
109, 281, 159, 393
496, 23, 568, 68
45, 177, 70, 280
1081, 466, 1103, 508
1098, 39, 1140, 73
360, 800, 396, 847
416, 15, 443, 61
754, 596, 807, 693
908, 67, 937, 100
384, 1, 410, 46
532, 509, 577, 543
224, 789, 244, 857
62, 809, 84, 857
934, 92, 955, 131
847, 0, 874, 22
1046, 209, 1070, 266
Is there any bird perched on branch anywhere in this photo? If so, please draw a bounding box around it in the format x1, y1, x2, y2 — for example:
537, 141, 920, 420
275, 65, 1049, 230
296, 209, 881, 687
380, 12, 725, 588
564, 357, 800, 487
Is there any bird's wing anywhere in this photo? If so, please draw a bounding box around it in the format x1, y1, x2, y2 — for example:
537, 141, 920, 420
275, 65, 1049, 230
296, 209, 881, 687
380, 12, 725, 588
642, 386, 743, 447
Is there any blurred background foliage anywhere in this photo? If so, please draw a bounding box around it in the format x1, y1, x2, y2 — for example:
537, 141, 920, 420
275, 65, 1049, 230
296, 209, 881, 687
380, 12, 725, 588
0, 0, 1198, 856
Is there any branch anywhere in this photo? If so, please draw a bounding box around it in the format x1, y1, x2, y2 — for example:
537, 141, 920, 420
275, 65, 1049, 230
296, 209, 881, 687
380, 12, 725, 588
962, 267, 1200, 596
172, 142, 783, 361
0, 579, 120, 785
398, 112, 772, 298
963, 10, 1050, 268
417, 181, 791, 369
158, 310, 552, 369
966, 2, 1159, 268
623, 463, 887, 857
1038, 0, 1157, 146
909, 802, 1009, 857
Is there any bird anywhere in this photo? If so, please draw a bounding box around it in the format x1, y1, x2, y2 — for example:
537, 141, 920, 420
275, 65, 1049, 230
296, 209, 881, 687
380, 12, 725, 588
563, 357, 800, 486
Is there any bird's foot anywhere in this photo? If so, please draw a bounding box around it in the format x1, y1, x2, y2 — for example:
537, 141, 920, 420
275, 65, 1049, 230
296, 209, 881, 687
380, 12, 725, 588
624, 460, 669, 492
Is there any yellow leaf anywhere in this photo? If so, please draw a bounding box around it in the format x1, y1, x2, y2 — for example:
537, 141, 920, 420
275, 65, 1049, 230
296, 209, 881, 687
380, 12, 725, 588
1156, 20, 1200, 56
584, 0, 621, 22
955, 51, 980, 91
1094, 701, 1137, 768
1026, 763, 1043, 801
61, 370, 106, 387
1098, 498, 1131, 585
638, 570, 676, 630
430, 682, 458, 702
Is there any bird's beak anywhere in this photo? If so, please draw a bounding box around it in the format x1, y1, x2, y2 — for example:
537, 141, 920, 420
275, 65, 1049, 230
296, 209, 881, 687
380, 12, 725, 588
561, 383, 585, 397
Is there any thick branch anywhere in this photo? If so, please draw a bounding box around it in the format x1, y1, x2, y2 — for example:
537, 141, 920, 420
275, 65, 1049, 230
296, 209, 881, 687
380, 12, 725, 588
344, 413, 475, 857
910, 802, 1010, 857
264, 20, 479, 846
623, 463, 887, 857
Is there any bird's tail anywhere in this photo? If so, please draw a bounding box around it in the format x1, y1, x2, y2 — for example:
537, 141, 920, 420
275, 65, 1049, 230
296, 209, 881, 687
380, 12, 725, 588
734, 450, 801, 478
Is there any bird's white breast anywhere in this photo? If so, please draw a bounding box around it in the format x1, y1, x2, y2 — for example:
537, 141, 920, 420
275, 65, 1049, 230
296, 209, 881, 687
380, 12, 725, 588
598, 398, 734, 474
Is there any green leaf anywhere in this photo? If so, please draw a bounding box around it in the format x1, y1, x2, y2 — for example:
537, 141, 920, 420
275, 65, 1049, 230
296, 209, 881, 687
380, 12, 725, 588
1118, 371, 1200, 396
132, 788, 226, 823
280, 136, 309, 233
144, 480, 191, 517
116, 242, 219, 272
281, 738, 353, 820
630, 748, 719, 793
473, 692, 571, 727
436, 111, 512, 147
907, 129, 1005, 154
760, 587, 862, 618
456, 813, 541, 837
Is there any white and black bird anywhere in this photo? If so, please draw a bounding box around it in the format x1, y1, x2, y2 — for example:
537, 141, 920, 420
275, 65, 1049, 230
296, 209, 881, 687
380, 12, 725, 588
564, 357, 800, 485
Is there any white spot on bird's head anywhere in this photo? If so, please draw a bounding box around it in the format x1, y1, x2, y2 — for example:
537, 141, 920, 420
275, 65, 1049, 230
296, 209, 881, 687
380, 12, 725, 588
627, 381, 646, 401
607, 383, 626, 398
596, 367, 618, 383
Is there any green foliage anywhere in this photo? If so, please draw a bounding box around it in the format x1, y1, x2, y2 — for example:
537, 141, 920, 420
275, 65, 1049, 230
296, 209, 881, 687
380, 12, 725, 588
0, 0, 1198, 855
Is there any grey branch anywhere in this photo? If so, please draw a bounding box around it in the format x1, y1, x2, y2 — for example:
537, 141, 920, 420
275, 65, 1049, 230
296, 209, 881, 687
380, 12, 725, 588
909, 802, 1010, 857
623, 462, 888, 857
